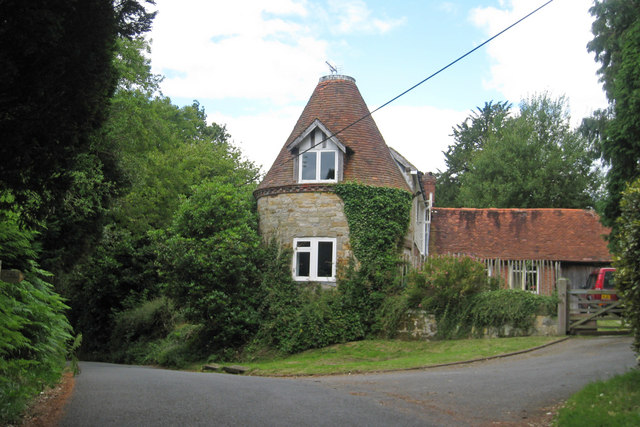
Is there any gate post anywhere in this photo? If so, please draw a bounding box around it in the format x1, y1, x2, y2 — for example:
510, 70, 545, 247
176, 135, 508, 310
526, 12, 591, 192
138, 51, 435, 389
557, 278, 568, 335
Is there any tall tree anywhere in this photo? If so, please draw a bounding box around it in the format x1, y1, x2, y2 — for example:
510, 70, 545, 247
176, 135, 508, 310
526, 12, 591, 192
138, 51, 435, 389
587, 0, 640, 230
436, 101, 511, 206
0, 1, 154, 213
60, 38, 261, 355
0, 1, 156, 274
456, 94, 603, 209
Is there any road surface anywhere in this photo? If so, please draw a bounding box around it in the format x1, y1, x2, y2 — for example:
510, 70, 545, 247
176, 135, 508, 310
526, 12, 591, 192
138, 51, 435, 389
61, 336, 637, 426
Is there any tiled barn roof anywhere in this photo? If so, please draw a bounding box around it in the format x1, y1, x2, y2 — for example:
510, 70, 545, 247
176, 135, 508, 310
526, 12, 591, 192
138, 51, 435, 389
256, 75, 410, 194
430, 208, 612, 262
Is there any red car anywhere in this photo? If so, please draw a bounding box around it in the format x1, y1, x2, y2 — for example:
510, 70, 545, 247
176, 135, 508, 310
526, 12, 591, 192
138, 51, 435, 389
584, 267, 617, 302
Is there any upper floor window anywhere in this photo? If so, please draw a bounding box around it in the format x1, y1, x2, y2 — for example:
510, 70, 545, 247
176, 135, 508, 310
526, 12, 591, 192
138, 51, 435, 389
287, 119, 346, 184
300, 150, 336, 182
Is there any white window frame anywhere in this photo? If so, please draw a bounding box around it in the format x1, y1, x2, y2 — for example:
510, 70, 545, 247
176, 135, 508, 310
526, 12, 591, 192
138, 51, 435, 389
298, 149, 338, 183
510, 262, 539, 293
292, 237, 337, 282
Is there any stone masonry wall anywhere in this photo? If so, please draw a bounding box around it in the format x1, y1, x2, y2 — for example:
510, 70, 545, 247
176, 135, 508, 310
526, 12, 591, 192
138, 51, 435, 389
397, 310, 559, 340
257, 192, 352, 275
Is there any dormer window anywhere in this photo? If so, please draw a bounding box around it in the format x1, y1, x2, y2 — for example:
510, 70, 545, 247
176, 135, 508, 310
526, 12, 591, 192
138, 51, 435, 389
287, 119, 346, 184
300, 150, 336, 182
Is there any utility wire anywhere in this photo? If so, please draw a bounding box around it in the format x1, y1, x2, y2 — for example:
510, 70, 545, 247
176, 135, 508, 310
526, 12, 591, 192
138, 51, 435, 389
289, 0, 555, 164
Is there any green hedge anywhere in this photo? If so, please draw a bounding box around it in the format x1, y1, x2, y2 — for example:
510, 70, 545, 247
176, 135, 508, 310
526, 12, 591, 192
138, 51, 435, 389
470, 289, 558, 331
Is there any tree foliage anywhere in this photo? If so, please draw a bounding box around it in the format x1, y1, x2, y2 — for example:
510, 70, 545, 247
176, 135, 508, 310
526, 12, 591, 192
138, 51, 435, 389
436, 101, 511, 207
588, 0, 640, 229
0, 1, 155, 420
441, 94, 602, 209
613, 178, 640, 356
154, 180, 263, 358
0, 195, 72, 424
0, 1, 155, 218
61, 38, 260, 356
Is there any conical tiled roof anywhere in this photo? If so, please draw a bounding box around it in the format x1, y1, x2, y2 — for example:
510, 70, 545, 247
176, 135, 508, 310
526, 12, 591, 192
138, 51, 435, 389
256, 75, 410, 194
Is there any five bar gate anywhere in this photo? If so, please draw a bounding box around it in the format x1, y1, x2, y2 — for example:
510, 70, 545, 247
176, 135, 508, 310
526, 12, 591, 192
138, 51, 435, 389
557, 278, 629, 335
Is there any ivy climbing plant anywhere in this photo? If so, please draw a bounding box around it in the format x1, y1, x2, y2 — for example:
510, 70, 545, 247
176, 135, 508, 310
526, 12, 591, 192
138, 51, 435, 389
334, 182, 412, 270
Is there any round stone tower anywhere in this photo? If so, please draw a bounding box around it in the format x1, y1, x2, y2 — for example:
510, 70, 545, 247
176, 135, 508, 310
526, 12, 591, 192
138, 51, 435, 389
254, 75, 410, 284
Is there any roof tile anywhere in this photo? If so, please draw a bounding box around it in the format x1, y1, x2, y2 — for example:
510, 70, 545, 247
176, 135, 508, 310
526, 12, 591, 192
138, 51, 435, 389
257, 76, 409, 192
431, 208, 611, 262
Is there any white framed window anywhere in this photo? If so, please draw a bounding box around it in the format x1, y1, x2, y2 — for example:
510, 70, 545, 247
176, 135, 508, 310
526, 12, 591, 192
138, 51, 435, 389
299, 150, 337, 182
287, 120, 345, 184
510, 261, 538, 293
293, 237, 336, 282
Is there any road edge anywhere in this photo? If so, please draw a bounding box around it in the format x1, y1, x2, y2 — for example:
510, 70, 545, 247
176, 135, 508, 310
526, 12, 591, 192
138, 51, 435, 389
265, 336, 572, 378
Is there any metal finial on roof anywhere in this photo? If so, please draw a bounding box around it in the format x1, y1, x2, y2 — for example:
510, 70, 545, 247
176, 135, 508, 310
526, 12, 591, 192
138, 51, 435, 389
325, 61, 338, 74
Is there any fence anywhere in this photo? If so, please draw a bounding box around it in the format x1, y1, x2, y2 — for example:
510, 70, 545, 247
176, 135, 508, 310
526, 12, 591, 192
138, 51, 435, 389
557, 278, 628, 335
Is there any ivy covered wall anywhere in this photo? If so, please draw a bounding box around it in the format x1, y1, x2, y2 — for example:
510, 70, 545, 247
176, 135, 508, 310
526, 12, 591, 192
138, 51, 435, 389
334, 182, 412, 269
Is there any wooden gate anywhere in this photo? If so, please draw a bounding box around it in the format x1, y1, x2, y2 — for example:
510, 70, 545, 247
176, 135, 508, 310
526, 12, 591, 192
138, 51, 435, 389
557, 278, 629, 335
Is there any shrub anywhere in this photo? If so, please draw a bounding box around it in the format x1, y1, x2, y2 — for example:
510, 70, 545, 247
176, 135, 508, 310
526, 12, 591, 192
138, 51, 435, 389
376, 294, 410, 339
109, 297, 176, 363
406, 255, 496, 312
248, 244, 365, 356
146, 323, 202, 368
248, 245, 303, 356
614, 178, 640, 356
404, 255, 498, 338
469, 289, 557, 332
155, 179, 263, 358
285, 288, 365, 354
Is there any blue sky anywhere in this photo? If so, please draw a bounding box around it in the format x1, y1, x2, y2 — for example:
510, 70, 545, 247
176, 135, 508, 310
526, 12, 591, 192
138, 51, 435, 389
147, 0, 607, 173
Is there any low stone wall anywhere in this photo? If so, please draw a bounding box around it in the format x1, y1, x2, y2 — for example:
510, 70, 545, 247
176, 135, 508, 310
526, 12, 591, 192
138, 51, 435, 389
397, 310, 559, 340
396, 310, 438, 340
473, 315, 558, 338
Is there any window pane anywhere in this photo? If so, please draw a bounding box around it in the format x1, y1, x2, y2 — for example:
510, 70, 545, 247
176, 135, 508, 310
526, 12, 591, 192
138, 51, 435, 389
525, 272, 537, 292
296, 241, 311, 248
317, 241, 333, 277
320, 152, 335, 180
301, 152, 316, 180
604, 271, 615, 289
296, 252, 310, 277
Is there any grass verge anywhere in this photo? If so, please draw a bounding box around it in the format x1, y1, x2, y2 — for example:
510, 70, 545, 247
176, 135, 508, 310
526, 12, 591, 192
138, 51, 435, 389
234, 336, 561, 376
554, 369, 640, 426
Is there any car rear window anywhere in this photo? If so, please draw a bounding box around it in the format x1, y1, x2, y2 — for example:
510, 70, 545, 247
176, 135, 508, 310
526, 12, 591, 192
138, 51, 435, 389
604, 271, 615, 289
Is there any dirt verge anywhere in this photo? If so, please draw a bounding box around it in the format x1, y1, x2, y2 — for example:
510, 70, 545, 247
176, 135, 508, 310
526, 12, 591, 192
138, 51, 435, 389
17, 371, 75, 427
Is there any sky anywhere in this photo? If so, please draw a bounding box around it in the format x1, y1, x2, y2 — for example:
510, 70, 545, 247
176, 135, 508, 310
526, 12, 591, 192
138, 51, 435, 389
147, 0, 608, 174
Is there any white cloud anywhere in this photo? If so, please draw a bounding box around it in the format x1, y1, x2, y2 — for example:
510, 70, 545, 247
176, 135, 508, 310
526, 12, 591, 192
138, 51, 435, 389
328, 0, 406, 35
208, 106, 303, 173
373, 105, 468, 173
149, 0, 406, 104
149, 0, 325, 103
148, 0, 412, 174
439, 2, 459, 15
470, 0, 607, 125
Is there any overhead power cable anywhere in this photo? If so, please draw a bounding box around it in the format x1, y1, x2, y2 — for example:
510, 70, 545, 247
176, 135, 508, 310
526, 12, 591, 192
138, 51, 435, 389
289, 0, 555, 165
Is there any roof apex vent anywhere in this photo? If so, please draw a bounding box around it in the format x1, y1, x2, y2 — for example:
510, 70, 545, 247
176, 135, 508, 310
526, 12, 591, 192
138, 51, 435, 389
319, 74, 355, 83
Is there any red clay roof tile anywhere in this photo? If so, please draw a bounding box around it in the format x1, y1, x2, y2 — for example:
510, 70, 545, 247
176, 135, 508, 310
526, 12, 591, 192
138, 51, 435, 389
431, 208, 612, 262
257, 75, 409, 193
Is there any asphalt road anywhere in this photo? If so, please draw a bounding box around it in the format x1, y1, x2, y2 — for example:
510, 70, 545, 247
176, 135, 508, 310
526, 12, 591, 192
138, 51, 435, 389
61, 336, 637, 427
